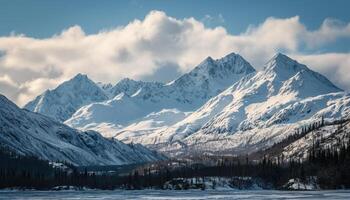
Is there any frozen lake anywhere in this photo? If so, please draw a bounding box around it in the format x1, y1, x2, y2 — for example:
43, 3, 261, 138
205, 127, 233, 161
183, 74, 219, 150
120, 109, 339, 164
1, 190, 350, 199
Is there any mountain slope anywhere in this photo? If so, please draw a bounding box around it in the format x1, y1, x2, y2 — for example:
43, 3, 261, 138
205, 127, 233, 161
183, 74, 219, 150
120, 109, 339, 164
281, 119, 350, 161
65, 53, 255, 137
24, 74, 109, 122
0, 94, 165, 166
129, 54, 349, 156
250, 118, 350, 162
191, 53, 342, 134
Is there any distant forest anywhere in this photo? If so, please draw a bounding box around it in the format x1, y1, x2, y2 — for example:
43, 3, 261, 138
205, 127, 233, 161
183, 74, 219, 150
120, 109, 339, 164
1, 118, 350, 190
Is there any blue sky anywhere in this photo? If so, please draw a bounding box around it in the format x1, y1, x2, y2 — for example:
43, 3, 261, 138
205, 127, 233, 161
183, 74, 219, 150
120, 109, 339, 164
1, 0, 349, 35
0, 0, 349, 105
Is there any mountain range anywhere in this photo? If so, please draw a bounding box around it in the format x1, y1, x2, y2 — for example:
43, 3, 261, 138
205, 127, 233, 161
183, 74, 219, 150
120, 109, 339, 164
21, 52, 350, 158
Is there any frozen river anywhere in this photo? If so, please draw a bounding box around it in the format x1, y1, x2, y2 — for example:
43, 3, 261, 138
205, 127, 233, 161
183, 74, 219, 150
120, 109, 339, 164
1, 190, 350, 199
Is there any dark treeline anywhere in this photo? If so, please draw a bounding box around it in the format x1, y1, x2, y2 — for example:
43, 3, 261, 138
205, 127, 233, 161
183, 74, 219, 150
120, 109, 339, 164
307, 128, 350, 189
1, 118, 350, 190
2, 141, 350, 190
0, 146, 127, 189
125, 128, 350, 190
0, 146, 56, 189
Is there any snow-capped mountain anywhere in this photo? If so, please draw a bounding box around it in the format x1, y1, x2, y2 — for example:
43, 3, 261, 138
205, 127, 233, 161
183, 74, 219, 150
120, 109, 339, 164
0, 94, 165, 166
184, 53, 342, 135
23, 52, 349, 158
117, 53, 349, 157
65, 53, 255, 137
24, 74, 109, 122
166, 53, 256, 104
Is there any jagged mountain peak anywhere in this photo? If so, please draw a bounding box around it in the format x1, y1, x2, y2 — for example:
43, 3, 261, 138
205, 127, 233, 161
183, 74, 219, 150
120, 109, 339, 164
43, 73, 104, 94
172, 52, 255, 88
161, 52, 255, 104
37, 73, 101, 97
217, 52, 241, 63
24, 73, 109, 122
260, 53, 342, 95
72, 73, 88, 80
189, 52, 255, 77
202, 56, 214, 63
264, 53, 308, 74
216, 52, 255, 73
61, 73, 95, 87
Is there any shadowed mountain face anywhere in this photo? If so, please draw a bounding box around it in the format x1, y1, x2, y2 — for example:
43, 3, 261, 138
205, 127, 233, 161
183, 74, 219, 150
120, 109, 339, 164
0, 94, 165, 166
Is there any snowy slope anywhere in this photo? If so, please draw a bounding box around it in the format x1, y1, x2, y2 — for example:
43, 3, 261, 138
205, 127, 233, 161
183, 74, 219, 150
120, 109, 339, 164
177, 93, 350, 156
65, 53, 255, 137
126, 54, 349, 156
186, 53, 342, 135
113, 109, 192, 141
24, 74, 109, 122
281, 119, 350, 162
0, 94, 165, 166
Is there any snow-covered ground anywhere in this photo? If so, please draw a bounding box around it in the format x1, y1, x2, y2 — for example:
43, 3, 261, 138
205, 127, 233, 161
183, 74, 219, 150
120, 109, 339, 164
283, 178, 319, 191
1, 190, 350, 200
162, 177, 265, 190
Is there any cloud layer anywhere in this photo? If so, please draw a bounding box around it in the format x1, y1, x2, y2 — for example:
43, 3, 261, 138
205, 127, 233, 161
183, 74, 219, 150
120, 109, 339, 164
0, 10, 349, 106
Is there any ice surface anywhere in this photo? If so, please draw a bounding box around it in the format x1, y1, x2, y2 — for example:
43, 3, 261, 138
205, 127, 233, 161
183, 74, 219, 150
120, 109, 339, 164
1, 190, 350, 200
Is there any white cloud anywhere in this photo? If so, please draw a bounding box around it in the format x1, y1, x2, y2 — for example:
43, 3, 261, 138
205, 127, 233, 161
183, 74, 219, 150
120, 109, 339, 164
295, 53, 350, 91
304, 18, 350, 48
0, 75, 19, 101
0, 10, 349, 106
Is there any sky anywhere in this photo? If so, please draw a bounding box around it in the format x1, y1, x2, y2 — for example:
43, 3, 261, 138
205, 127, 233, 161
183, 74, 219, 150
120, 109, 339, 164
0, 0, 349, 106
